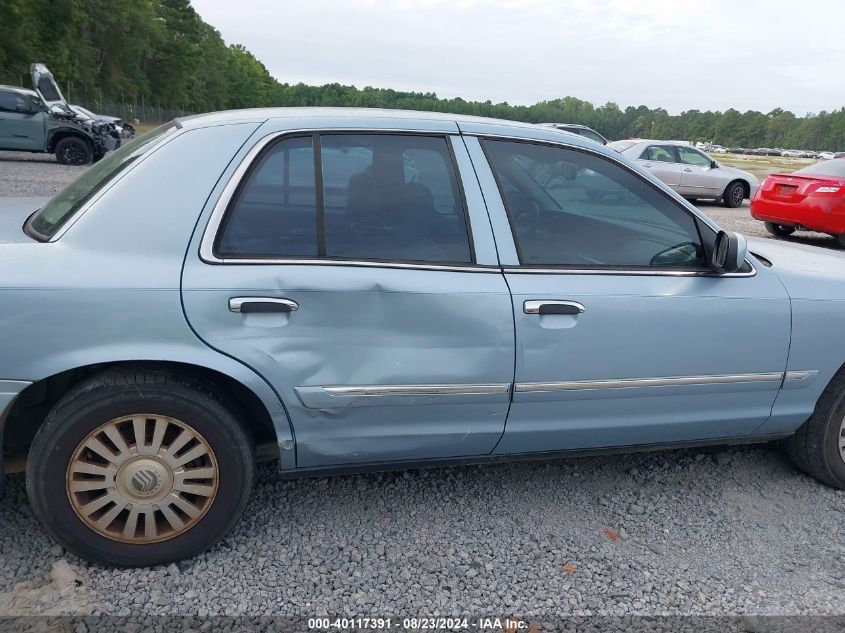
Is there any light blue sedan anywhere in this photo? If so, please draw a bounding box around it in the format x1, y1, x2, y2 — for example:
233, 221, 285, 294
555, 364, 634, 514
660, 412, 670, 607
2, 108, 844, 566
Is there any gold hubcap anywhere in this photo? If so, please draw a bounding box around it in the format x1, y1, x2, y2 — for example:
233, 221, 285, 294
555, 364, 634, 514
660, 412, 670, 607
66, 414, 218, 544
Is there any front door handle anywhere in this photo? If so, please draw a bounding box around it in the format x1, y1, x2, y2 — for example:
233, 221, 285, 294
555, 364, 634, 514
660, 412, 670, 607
524, 300, 585, 315
682, 168, 693, 172
229, 297, 299, 314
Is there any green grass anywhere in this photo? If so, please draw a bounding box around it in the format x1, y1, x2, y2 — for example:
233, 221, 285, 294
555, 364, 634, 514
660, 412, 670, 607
716, 153, 815, 179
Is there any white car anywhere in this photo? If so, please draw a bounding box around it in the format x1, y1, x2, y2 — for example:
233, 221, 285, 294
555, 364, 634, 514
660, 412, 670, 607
781, 149, 804, 158
608, 139, 759, 207
819, 151, 836, 160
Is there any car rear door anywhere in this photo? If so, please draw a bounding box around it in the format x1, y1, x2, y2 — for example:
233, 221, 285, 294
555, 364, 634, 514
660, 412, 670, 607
677, 146, 723, 197
462, 130, 791, 455
182, 120, 515, 468
637, 144, 682, 191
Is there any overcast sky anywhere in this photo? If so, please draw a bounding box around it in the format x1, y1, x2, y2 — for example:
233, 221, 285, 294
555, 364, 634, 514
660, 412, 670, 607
191, 0, 844, 115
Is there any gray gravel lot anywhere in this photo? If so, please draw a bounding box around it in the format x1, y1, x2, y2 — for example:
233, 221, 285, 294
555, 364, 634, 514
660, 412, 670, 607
1, 151, 844, 619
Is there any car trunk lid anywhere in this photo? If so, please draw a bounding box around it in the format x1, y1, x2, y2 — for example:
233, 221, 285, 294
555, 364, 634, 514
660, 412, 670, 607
758, 173, 845, 204
0, 198, 48, 244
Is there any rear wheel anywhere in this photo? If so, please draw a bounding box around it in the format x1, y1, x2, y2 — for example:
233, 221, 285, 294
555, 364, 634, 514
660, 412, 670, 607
26, 370, 255, 566
838, 234, 845, 249
55, 137, 92, 166
764, 222, 796, 238
722, 181, 746, 208
784, 370, 845, 489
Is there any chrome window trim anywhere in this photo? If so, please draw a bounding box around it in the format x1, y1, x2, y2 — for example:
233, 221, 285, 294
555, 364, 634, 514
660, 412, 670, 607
322, 384, 511, 397
199, 128, 492, 273
514, 372, 784, 393
503, 265, 756, 278
467, 132, 757, 278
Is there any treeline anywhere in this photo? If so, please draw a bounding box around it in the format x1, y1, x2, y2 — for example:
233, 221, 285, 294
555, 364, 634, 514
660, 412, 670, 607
2, 1, 844, 151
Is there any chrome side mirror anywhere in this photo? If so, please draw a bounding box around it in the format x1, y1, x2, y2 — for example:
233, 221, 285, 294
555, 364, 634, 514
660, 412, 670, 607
712, 230, 748, 274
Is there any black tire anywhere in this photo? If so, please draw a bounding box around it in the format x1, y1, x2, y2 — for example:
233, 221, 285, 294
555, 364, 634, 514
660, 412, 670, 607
764, 221, 796, 238
722, 181, 746, 208
55, 136, 92, 166
784, 369, 845, 489
26, 369, 255, 566
92, 151, 105, 163
838, 234, 845, 250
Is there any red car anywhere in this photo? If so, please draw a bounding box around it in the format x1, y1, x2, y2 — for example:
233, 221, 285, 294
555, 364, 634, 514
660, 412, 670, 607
751, 159, 845, 248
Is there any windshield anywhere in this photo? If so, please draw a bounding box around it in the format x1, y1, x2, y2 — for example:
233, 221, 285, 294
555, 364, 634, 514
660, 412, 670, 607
794, 160, 845, 178
25, 122, 178, 240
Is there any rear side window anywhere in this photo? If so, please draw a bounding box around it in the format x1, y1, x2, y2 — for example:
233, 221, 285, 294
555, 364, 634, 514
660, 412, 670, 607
641, 145, 676, 163
216, 133, 473, 264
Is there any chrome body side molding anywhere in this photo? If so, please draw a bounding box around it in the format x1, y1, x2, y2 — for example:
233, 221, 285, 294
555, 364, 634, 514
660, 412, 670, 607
322, 384, 511, 397
514, 372, 784, 393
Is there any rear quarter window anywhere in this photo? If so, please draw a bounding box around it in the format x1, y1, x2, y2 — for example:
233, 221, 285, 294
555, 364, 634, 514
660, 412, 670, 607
25, 122, 178, 240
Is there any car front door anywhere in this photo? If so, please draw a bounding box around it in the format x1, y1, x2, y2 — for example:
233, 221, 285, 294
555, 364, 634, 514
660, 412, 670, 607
637, 144, 682, 191
182, 126, 515, 468
677, 146, 723, 197
464, 133, 791, 454
0, 90, 45, 151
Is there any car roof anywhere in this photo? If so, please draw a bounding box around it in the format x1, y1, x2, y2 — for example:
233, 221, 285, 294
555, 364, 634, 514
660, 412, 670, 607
540, 123, 593, 130
623, 139, 694, 147
178, 107, 542, 129
0, 85, 37, 97
175, 107, 613, 154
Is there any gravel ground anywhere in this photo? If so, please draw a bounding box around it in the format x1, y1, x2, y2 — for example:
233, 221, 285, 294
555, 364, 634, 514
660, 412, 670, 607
1, 151, 845, 620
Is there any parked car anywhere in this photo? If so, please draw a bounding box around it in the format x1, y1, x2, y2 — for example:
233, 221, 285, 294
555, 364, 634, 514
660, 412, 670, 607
0, 64, 119, 165
819, 151, 836, 160
3, 108, 845, 566
781, 149, 805, 158
727, 148, 744, 154
834, 152, 845, 159
711, 145, 728, 154
539, 123, 608, 145
751, 159, 845, 247
607, 138, 758, 207
70, 104, 135, 138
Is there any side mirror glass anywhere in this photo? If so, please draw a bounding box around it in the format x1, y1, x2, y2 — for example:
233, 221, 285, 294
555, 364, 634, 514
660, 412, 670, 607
712, 230, 748, 274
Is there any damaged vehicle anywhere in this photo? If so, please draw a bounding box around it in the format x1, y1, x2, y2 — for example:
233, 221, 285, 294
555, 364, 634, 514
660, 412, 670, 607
70, 103, 136, 139
0, 64, 120, 165
2, 109, 845, 567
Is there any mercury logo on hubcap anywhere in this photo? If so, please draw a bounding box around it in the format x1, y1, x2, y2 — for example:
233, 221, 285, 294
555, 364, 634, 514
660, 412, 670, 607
131, 469, 160, 495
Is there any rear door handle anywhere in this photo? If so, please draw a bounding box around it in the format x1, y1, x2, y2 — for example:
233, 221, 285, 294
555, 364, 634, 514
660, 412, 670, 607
523, 300, 585, 315
229, 297, 299, 313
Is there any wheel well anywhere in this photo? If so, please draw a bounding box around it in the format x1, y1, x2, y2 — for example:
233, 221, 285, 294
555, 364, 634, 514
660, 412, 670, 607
47, 130, 92, 154
2, 361, 279, 461
726, 179, 750, 198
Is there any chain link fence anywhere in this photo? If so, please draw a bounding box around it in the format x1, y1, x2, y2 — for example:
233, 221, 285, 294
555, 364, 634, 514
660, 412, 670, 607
72, 101, 193, 125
